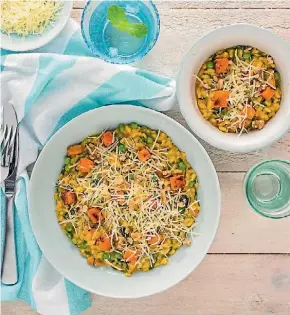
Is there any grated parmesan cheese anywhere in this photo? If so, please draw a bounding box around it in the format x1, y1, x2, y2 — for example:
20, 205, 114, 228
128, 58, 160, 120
56, 130, 199, 265
0, 0, 63, 36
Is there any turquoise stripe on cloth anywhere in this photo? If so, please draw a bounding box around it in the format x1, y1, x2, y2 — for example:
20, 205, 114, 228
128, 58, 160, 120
51, 70, 168, 136
136, 69, 172, 86
65, 280, 91, 315
1, 17, 175, 315
0, 54, 6, 71
24, 55, 77, 114
64, 29, 93, 57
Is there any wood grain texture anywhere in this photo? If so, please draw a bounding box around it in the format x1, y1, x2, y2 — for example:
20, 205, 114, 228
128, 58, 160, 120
73, 0, 290, 9
71, 5, 290, 171
209, 173, 290, 254
2, 255, 290, 315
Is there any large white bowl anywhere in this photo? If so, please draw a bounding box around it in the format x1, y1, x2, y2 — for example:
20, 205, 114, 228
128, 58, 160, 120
29, 105, 220, 298
177, 24, 290, 152
0, 1, 72, 52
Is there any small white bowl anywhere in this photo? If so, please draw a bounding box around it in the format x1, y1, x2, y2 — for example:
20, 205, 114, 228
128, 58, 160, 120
177, 24, 290, 153
29, 105, 220, 298
0, 1, 72, 52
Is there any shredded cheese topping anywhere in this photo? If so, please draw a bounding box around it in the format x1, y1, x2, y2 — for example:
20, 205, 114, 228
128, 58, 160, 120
196, 46, 281, 134
0, 0, 63, 36
56, 128, 199, 268
220, 51, 275, 133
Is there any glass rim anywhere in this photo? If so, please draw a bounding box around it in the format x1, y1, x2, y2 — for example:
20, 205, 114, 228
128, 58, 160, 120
243, 159, 290, 219
81, 0, 161, 65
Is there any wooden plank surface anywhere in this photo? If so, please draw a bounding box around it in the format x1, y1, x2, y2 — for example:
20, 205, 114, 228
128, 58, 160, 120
3, 1, 290, 315
209, 173, 290, 254
3, 255, 290, 315
73, 0, 290, 9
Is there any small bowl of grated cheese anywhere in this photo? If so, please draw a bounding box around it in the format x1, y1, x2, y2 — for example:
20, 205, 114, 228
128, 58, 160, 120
0, 0, 73, 52
177, 24, 290, 153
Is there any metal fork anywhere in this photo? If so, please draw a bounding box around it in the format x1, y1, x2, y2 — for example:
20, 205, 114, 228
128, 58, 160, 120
1, 124, 17, 183
1, 102, 19, 285
1, 129, 19, 284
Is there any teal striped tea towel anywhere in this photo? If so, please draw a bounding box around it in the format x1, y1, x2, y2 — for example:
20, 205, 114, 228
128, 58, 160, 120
1, 19, 176, 315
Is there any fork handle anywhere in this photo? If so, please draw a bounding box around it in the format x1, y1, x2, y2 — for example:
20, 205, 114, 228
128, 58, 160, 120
1, 195, 18, 285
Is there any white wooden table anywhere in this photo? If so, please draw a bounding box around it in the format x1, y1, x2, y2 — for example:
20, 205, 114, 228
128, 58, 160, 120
2, 1, 290, 314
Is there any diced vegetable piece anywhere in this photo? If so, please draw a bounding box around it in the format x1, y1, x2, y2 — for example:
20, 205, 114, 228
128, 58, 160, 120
62, 191, 76, 205
77, 158, 94, 173
123, 249, 138, 263
131, 232, 142, 240
64, 157, 71, 165
113, 252, 122, 260
274, 72, 280, 83
94, 260, 106, 266
118, 124, 125, 132
179, 207, 186, 214
189, 180, 195, 188
211, 90, 230, 108
63, 212, 69, 219
96, 234, 111, 251
149, 198, 158, 209
214, 58, 229, 74
87, 207, 104, 223
268, 77, 275, 87
178, 160, 186, 172
65, 224, 73, 232
103, 253, 110, 260
243, 119, 252, 128
147, 234, 161, 245
170, 175, 185, 191
101, 131, 114, 147
261, 87, 275, 100
87, 256, 94, 265
130, 122, 138, 129
67, 144, 83, 157
119, 144, 126, 152
146, 137, 153, 144
138, 148, 151, 162
241, 106, 256, 120
243, 53, 251, 60
206, 61, 214, 69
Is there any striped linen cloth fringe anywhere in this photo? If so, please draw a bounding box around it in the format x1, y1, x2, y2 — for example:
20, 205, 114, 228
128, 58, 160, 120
0, 19, 176, 315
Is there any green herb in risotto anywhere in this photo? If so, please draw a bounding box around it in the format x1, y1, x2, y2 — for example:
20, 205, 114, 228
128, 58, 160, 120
55, 124, 200, 276
195, 46, 282, 133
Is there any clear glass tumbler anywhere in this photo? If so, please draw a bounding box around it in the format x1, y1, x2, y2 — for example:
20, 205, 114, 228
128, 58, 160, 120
244, 160, 290, 219
81, 0, 160, 64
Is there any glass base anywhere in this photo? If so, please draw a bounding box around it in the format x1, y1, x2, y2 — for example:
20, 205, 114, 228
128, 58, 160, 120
244, 160, 290, 219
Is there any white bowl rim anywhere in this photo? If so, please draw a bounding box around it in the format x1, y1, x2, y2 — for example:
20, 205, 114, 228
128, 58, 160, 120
29, 105, 221, 298
0, 1, 73, 52
177, 23, 290, 153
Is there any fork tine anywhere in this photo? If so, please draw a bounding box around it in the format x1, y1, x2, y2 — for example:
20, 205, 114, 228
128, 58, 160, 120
7, 127, 17, 165
1, 125, 10, 165
2, 125, 12, 150
1, 126, 15, 167
1, 125, 8, 147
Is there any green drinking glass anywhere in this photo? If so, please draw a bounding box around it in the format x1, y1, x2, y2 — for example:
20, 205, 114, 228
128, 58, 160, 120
244, 160, 290, 219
